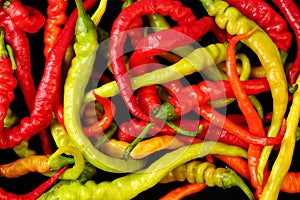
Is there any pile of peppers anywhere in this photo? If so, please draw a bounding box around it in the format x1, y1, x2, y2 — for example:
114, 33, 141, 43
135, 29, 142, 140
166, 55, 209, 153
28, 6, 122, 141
0, 0, 299, 199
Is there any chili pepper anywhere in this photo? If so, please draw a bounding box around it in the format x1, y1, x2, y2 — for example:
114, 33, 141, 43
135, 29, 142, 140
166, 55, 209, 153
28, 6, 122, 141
50, 119, 73, 148
224, 0, 292, 51
0, 153, 73, 179
83, 93, 115, 137
0, 0, 97, 149
43, 0, 68, 57
129, 16, 217, 69
38, 141, 248, 200
3, 0, 45, 34
260, 75, 300, 199
90, 0, 108, 26
200, 0, 289, 187
110, 0, 196, 122
0, 26, 17, 132
218, 62, 266, 78
159, 160, 254, 199
100, 135, 185, 159
160, 183, 207, 200
0, 165, 67, 200
271, 0, 300, 85
213, 155, 250, 180
226, 29, 266, 196
63, 0, 146, 173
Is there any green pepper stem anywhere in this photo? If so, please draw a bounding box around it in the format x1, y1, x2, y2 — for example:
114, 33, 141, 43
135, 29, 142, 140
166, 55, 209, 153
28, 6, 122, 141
49, 155, 75, 170
123, 122, 156, 160
94, 123, 117, 148
165, 120, 203, 137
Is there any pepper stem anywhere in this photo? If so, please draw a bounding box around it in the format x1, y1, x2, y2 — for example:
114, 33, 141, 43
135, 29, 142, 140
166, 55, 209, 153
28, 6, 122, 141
222, 167, 255, 200
165, 120, 203, 137
0, 26, 8, 59
94, 123, 117, 148
123, 122, 156, 160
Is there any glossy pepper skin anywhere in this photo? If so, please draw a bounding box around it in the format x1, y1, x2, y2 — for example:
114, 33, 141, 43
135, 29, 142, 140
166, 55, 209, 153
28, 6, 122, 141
224, 0, 292, 51
260, 75, 300, 199
38, 141, 248, 200
3, 0, 45, 33
63, 0, 146, 173
109, 0, 196, 122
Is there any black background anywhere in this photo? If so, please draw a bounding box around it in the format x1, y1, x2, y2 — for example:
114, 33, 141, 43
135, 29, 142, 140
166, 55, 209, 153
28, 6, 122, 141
0, 0, 300, 199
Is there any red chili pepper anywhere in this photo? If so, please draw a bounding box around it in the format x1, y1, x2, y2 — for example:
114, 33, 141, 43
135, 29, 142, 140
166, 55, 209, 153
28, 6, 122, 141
0, 165, 67, 200
0, 27, 17, 132
160, 183, 207, 200
44, 0, 68, 57
225, 0, 292, 51
0, 0, 97, 148
110, 0, 196, 122
226, 29, 266, 196
3, 0, 45, 33
83, 92, 116, 137
272, 0, 300, 85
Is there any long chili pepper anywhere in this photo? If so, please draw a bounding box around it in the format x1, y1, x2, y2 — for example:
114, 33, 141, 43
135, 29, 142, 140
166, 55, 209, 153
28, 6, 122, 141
129, 16, 216, 69
224, 0, 292, 51
160, 183, 207, 200
0, 152, 74, 179
63, 0, 146, 173
200, 0, 289, 186
43, 0, 68, 57
100, 135, 185, 159
0, 165, 68, 200
159, 160, 254, 200
13, 141, 37, 158
118, 118, 249, 149
83, 92, 116, 137
0, 0, 97, 149
272, 0, 300, 85
0, 27, 17, 132
226, 29, 266, 196
110, 0, 196, 122
38, 141, 248, 199
260, 75, 300, 199
2, 0, 45, 34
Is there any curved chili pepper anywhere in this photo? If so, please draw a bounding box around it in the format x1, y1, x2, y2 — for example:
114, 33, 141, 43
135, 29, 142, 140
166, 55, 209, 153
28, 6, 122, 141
260, 75, 300, 199
63, 0, 146, 173
0, 165, 67, 200
110, 0, 196, 122
160, 183, 207, 200
43, 0, 68, 57
272, 0, 300, 85
0, 0, 97, 148
13, 141, 37, 158
159, 160, 254, 200
0, 27, 17, 132
225, 0, 292, 51
83, 93, 116, 137
3, 0, 45, 33
226, 29, 266, 196
38, 141, 248, 199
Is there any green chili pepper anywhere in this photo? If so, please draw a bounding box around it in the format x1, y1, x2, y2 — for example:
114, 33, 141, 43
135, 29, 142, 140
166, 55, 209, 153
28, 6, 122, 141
38, 141, 248, 200
199, 0, 288, 184
85, 42, 228, 102
63, 0, 146, 173
13, 141, 37, 158
4, 107, 18, 128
